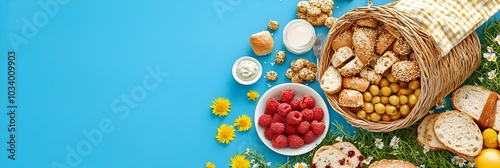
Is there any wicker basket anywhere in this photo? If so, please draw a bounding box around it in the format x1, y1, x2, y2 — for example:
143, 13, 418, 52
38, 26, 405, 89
319, 5, 481, 132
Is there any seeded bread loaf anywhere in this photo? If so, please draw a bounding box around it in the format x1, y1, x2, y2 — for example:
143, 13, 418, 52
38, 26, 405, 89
451, 85, 500, 131
331, 46, 354, 68
393, 38, 413, 56
332, 142, 363, 168
331, 29, 354, 51
416, 114, 436, 146
433, 110, 483, 157
312, 146, 352, 168
339, 89, 364, 108
320, 66, 342, 94
342, 77, 370, 92
391, 60, 420, 82
355, 18, 379, 28
352, 27, 377, 65
375, 30, 396, 55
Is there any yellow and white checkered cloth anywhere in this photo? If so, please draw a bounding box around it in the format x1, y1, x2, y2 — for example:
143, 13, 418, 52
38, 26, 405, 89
393, 0, 500, 57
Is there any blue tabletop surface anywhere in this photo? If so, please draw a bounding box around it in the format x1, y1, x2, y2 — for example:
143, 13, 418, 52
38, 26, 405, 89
0, 0, 498, 167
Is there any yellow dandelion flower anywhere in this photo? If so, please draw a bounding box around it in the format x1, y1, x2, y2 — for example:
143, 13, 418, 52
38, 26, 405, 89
206, 162, 216, 168
210, 97, 231, 117
488, 69, 497, 79
230, 154, 250, 168
234, 114, 252, 131
215, 124, 235, 144
247, 90, 259, 101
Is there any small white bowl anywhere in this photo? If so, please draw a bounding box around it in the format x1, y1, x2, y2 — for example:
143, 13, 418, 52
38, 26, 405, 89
232, 56, 262, 85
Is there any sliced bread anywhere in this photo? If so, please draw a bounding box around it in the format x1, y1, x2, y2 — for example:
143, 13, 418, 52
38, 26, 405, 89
312, 146, 352, 168
433, 110, 483, 157
360, 67, 382, 85
451, 85, 500, 131
339, 56, 364, 77
332, 142, 363, 168
320, 66, 342, 94
425, 114, 446, 150
331, 46, 354, 68
417, 114, 436, 146
374, 51, 399, 74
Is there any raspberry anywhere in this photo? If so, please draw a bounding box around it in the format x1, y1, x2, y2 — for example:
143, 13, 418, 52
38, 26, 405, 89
302, 130, 316, 144
297, 121, 311, 134
289, 99, 301, 111
271, 113, 285, 124
265, 97, 280, 115
311, 120, 326, 135
277, 103, 292, 116
312, 106, 324, 121
264, 127, 275, 140
272, 134, 288, 148
286, 111, 302, 125
288, 135, 305, 148
285, 124, 298, 135
302, 109, 314, 121
280, 89, 295, 103
258, 114, 272, 127
300, 95, 315, 109
270, 122, 285, 134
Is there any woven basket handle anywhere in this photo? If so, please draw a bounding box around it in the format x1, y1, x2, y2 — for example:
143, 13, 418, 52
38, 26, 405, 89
388, 0, 500, 58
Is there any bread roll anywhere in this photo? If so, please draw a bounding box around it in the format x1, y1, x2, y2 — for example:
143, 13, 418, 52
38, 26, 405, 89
374, 51, 399, 74
391, 60, 420, 82
355, 18, 379, 28
331, 29, 354, 51
320, 66, 342, 94
339, 57, 364, 77
384, 24, 402, 38
342, 77, 369, 92
250, 31, 274, 56
331, 46, 354, 68
393, 38, 413, 56
352, 27, 377, 65
375, 31, 396, 55
369, 159, 417, 168
339, 89, 364, 107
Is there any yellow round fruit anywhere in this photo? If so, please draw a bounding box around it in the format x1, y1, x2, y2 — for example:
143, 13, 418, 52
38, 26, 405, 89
475, 149, 500, 168
483, 128, 499, 149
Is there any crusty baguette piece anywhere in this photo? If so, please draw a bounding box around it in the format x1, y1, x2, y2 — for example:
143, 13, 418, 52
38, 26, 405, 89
331, 29, 354, 51
375, 30, 396, 55
312, 146, 352, 168
339, 57, 364, 77
355, 18, 379, 28
434, 110, 483, 157
331, 46, 354, 68
342, 77, 369, 92
360, 67, 382, 85
374, 51, 399, 74
320, 66, 342, 94
451, 85, 500, 131
369, 159, 417, 168
339, 89, 364, 108
352, 27, 377, 65
417, 114, 437, 146
425, 114, 446, 150
391, 60, 420, 82
332, 142, 363, 168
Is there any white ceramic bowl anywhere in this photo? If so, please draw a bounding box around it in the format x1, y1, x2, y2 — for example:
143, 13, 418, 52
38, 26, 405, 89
254, 83, 329, 156
232, 56, 262, 85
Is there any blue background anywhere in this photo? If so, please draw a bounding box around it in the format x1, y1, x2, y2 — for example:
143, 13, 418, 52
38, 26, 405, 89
0, 0, 497, 167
